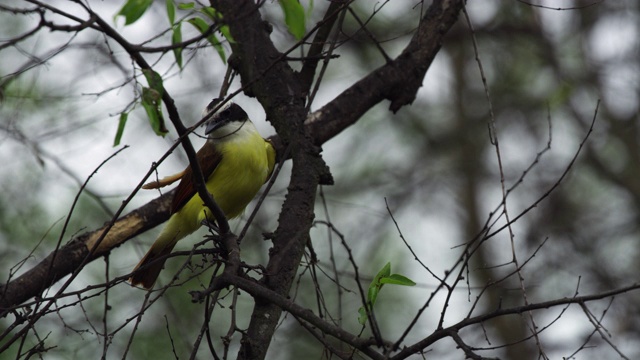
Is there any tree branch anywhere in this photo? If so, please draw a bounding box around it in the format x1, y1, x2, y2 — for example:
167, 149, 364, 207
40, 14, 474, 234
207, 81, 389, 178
0, 190, 173, 315
307, 0, 465, 146
392, 283, 640, 359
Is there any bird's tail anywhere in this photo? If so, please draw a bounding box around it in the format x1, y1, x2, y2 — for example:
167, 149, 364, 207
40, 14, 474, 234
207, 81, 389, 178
129, 237, 177, 289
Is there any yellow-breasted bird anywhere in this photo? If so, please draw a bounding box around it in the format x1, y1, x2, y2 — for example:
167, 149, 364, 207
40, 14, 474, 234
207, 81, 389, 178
129, 99, 276, 288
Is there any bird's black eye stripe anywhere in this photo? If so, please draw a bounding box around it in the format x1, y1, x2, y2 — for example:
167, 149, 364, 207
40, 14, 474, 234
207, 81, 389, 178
224, 104, 248, 122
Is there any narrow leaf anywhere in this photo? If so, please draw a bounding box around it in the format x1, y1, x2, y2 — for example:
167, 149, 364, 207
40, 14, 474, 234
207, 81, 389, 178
178, 2, 195, 10
218, 24, 234, 44
142, 69, 164, 95
374, 262, 392, 283
166, 0, 175, 24
208, 33, 227, 64
380, 274, 417, 287
199, 7, 234, 43
187, 18, 227, 63
279, 0, 305, 40
367, 283, 379, 305
200, 6, 218, 20
187, 17, 208, 33
116, 0, 153, 25
172, 22, 183, 69
357, 306, 368, 325
141, 87, 168, 135
113, 112, 129, 147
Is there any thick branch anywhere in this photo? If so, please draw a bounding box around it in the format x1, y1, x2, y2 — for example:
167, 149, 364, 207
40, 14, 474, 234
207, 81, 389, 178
0, 191, 173, 314
307, 0, 465, 146
210, 1, 323, 360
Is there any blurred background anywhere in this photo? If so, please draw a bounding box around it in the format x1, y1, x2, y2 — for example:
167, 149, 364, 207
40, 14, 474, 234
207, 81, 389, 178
1, 0, 639, 359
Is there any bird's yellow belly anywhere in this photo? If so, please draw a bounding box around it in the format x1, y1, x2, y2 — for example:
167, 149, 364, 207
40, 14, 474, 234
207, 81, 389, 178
176, 135, 270, 233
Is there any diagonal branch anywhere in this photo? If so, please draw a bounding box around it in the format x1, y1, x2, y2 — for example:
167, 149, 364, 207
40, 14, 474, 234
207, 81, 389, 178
306, 0, 465, 146
392, 283, 640, 359
0, 191, 173, 315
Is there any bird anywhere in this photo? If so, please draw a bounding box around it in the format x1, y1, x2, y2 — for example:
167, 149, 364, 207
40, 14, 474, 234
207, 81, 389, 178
129, 99, 276, 289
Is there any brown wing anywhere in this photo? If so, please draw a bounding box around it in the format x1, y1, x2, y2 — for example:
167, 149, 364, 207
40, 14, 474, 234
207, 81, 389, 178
170, 141, 223, 213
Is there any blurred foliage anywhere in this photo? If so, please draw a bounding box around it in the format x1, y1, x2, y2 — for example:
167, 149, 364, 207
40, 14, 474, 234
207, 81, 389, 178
1, 1, 640, 359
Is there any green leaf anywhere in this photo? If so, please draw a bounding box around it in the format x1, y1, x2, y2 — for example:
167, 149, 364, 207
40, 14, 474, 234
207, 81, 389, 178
141, 88, 167, 136
172, 22, 183, 69
187, 17, 211, 42
142, 69, 164, 96
279, 0, 305, 40
199, 7, 234, 43
218, 24, 234, 44
113, 112, 129, 146
116, 0, 153, 25
366, 262, 391, 304
374, 262, 392, 283
367, 284, 379, 305
187, 18, 227, 63
380, 274, 417, 287
140, 71, 167, 136
208, 33, 227, 64
141, 87, 161, 103
357, 306, 368, 325
187, 17, 208, 33
166, 0, 175, 24
178, 2, 195, 10
365, 262, 390, 308
357, 262, 417, 324
199, 6, 218, 20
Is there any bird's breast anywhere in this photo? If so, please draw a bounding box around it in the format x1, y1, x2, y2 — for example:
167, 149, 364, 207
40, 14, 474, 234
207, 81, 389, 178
205, 134, 271, 219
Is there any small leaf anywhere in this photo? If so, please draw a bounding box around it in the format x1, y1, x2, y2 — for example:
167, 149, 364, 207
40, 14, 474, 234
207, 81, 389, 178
208, 33, 227, 64
218, 24, 234, 44
141, 88, 160, 108
357, 306, 368, 325
187, 18, 227, 63
166, 0, 175, 24
141, 87, 168, 135
188, 17, 208, 33
367, 284, 379, 305
172, 22, 183, 68
142, 69, 164, 95
116, 0, 153, 25
199, 7, 234, 43
380, 274, 417, 287
199, 6, 218, 20
374, 262, 392, 283
367, 262, 391, 304
357, 262, 416, 324
113, 112, 129, 146
279, 0, 305, 40
178, 2, 195, 10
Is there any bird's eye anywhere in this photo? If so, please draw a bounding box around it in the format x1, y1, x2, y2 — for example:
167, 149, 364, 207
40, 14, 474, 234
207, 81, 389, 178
220, 109, 230, 117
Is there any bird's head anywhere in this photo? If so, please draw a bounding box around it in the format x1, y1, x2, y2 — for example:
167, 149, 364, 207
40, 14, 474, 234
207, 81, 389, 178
202, 98, 251, 140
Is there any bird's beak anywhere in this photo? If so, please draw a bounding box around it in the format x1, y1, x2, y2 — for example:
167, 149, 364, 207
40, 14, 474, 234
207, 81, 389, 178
205, 118, 227, 135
